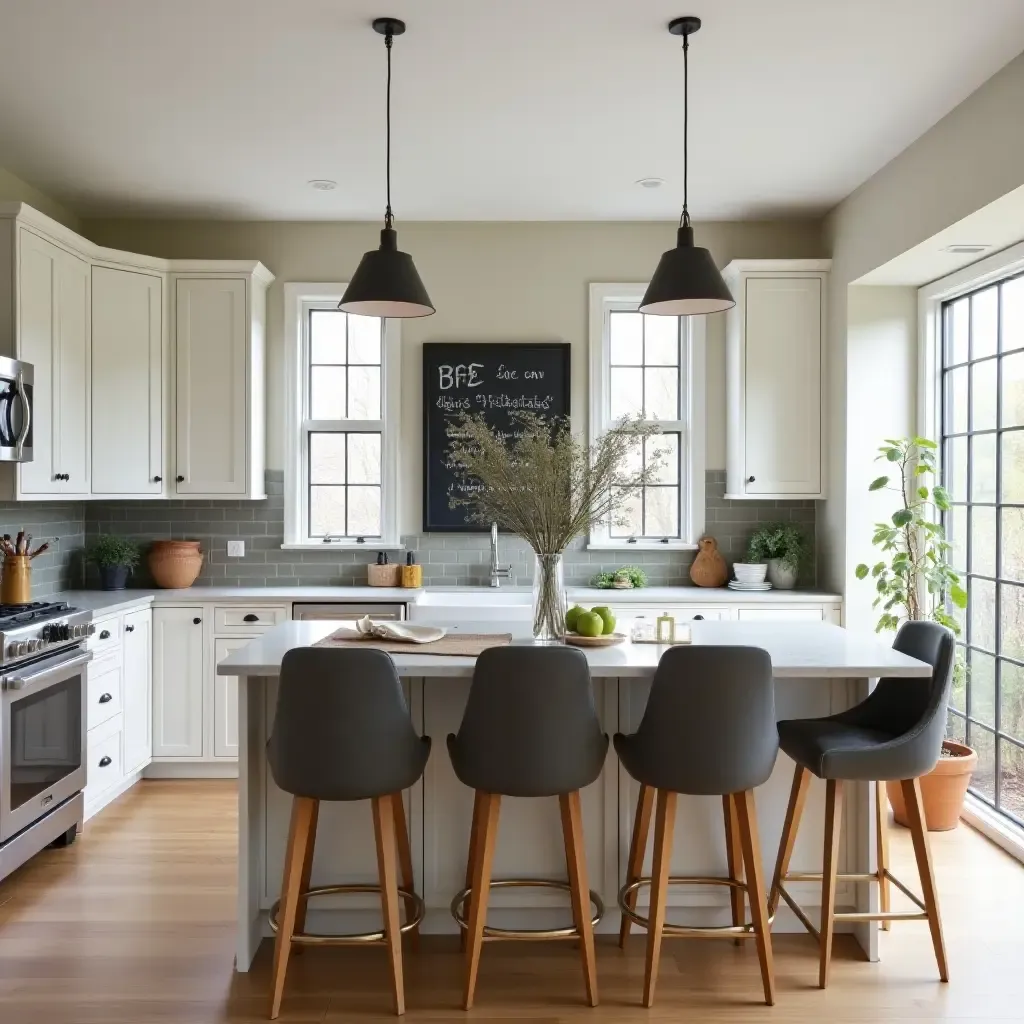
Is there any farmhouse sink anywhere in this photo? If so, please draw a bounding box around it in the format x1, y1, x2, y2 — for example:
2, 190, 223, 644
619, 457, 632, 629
409, 587, 533, 623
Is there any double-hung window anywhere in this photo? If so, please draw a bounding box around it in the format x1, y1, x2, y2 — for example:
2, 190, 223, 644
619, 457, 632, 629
588, 284, 705, 548
284, 284, 400, 547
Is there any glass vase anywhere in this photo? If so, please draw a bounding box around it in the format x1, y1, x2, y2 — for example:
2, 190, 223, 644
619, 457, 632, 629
532, 552, 567, 642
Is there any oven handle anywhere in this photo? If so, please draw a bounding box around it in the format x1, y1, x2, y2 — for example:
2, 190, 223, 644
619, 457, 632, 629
3, 649, 92, 694
13, 368, 31, 460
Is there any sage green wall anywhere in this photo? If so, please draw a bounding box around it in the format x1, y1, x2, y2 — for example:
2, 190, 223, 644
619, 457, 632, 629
0, 166, 80, 231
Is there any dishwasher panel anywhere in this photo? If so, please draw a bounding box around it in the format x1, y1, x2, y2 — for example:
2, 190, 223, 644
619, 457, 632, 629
291, 603, 406, 621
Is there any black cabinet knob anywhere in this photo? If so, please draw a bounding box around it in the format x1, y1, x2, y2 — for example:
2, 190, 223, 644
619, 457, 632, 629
99, 630, 111, 640
125, 625, 135, 633
98, 756, 112, 768
193, 617, 201, 625
176, 475, 185, 482
693, 615, 704, 621
98, 692, 112, 704
153, 475, 162, 483
747, 475, 755, 483
243, 614, 259, 622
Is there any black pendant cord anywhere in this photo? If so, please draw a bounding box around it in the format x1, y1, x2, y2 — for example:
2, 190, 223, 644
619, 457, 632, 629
384, 28, 394, 231
679, 30, 690, 230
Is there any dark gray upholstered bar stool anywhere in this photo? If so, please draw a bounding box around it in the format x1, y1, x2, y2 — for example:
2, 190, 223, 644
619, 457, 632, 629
266, 647, 431, 1019
615, 645, 778, 1008
447, 645, 609, 1010
769, 620, 953, 989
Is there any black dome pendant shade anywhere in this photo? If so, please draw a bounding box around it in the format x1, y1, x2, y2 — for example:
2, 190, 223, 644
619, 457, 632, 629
640, 16, 734, 316
339, 18, 434, 318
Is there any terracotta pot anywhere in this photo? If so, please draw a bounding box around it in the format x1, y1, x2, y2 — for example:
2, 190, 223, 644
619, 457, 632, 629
886, 740, 977, 831
690, 536, 729, 588
148, 540, 204, 589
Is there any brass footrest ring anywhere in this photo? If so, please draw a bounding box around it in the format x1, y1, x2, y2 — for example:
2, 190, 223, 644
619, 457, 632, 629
269, 884, 424, 946
451, 878, 604, 940
619, 876, 774, 938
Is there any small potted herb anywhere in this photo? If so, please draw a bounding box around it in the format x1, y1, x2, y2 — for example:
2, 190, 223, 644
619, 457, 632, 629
86, 535, 141, 591
591, 566, 648, 590
746, 523, 807, 589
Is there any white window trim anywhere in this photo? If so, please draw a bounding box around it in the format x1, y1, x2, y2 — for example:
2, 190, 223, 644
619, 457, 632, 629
587, 283, 705, 550
282, 282, 402, 549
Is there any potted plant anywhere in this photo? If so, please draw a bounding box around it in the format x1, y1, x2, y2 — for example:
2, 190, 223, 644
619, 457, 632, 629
447, 412, 662, 640
855, 436, 974, 830
746, 522, 807, 589
86, 534, 141, 591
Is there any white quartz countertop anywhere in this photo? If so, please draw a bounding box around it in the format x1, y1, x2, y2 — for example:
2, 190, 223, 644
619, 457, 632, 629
217, 619, 929, 680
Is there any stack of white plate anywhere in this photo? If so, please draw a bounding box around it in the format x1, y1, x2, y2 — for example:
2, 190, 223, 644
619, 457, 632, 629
730, 562, 771, 591
728, 580, 773, 592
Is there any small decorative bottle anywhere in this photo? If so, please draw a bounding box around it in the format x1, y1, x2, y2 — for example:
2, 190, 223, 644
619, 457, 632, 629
656, 611, 676, 644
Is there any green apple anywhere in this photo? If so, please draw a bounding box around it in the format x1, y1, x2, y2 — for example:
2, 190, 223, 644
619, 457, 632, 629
576, 611, 604, 638
565, 604, 585, 632
593, 606, 616, 635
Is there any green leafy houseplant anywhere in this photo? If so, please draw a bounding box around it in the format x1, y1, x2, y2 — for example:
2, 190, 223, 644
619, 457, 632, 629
447, 411, 663, 639
746, 523, 806, 572
86, 535, 141, 591
591, 565, 648, 589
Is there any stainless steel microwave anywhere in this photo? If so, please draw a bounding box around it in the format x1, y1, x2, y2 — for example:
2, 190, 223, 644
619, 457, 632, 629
0, 356, 32, 462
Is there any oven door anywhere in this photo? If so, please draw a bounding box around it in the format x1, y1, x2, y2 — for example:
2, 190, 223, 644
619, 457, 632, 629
0, 648, 90, 842
0, 355, 33, 463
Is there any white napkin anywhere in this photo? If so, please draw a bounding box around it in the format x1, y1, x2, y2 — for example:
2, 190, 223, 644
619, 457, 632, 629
354, 616, 447, 644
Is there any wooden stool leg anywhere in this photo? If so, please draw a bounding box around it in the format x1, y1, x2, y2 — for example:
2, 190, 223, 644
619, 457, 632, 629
819, 779, 844, 989
463, 792, 501, 1011
723, 792, 746, 945
735, 789, 776, 1006
292, 799, 319, 956
372, 793, 406, 1016
643, 789, 676, 1008
901, 777, 949, 982
392, 791, 419, 951
876, 780, 892, 931
619, 783, 654, 948
461, 789, 484, 953
269, 796, 316, 1020
769, 764, 810, 916
560, 790, 599, 1006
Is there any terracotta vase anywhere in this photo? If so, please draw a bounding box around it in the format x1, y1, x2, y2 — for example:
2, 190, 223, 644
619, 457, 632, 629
148, 540, 204, 589
690, 536, 729, 588
886, 740, 978, 831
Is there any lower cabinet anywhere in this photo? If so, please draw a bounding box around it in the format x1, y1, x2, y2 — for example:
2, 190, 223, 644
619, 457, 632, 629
152, 606, 205, 758
213, 637, 247, 759
122, 608, 153, 774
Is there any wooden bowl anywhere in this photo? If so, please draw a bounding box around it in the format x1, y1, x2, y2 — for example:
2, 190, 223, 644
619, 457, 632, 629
563, 632, 626, 648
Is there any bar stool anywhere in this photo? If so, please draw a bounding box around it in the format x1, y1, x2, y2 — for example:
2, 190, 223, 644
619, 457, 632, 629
266, 648, 431, 1019
770, 620, 953, 988
447, 645, 609, 1010
615, 646, 778, 1008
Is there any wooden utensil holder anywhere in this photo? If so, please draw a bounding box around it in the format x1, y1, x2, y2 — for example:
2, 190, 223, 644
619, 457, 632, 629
1, 555, 32, 604
367, 563, 401, 587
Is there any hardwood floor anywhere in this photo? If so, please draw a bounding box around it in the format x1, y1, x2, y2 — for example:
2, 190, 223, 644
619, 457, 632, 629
0, 779, 1022, 1022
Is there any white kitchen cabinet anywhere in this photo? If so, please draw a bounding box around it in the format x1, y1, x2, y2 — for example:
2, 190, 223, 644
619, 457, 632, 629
213, 637, 247, 759
91, 266, 164, 495
122, 608, 153, 774
17, 228, 90, 496
152, 606, 205, 758
724, 260, 830, 500
174, 273, 268, 499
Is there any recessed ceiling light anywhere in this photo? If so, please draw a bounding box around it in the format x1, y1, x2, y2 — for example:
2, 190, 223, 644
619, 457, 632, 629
636, 177, 665, 189
308, 179, 337, 191
943, 243, 990, 254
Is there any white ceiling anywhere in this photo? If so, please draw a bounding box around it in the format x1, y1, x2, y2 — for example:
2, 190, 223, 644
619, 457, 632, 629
1, 0, 1023, 221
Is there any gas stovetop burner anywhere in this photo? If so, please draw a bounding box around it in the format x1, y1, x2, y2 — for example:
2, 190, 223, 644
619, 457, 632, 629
0, 601, 72, 628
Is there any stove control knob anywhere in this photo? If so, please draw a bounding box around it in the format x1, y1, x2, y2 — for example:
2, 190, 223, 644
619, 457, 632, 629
7, 642, 19, 658
27, 639, 42, 652
14, 641, 30, 656
87, 624, 96, 636
74, 625, 88, 639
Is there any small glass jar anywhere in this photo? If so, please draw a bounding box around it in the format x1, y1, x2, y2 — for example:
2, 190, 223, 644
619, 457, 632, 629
630, 616, 655, 642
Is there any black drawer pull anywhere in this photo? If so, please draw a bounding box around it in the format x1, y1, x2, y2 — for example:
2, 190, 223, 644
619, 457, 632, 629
98, 692, 112, 704
153, 475, 162, 483
193, 617, 201, 625
693, 615, 704, 621
98, 756, 112, 768
746, 475, 755, 484
99, 630, 111, 640
176, 475, 185, 482
125, 625, 135, 633
243, 614, 259, 622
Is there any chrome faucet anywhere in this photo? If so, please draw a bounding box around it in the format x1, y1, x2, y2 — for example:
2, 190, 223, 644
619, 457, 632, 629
489, 522, 512, 587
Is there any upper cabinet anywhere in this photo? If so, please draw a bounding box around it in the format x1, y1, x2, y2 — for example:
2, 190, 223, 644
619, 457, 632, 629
723, 260, 830, 500
0, 204, 272, 501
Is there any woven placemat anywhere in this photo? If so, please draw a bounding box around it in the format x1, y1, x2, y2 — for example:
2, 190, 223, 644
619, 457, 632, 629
313, 629, 513, 658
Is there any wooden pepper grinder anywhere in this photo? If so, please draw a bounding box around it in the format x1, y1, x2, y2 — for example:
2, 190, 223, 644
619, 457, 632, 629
690, 535, 729, 588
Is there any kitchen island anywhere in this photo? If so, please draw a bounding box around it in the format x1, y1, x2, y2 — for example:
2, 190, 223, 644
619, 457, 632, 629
219, 619, 931, 972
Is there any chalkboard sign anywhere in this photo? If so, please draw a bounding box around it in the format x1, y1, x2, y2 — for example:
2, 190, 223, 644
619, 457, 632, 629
422, 342, 571, 531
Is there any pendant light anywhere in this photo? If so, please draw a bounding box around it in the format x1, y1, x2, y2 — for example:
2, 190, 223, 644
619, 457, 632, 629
339, 17, 434, 318
640, 16, 734, 316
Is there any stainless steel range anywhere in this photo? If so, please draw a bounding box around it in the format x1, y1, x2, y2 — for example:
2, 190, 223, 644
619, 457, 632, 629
0, 600, 93, 882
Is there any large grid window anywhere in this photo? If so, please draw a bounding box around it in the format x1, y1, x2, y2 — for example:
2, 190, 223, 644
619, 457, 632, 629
589, 285, 704, 548
941, 271, 1024, 825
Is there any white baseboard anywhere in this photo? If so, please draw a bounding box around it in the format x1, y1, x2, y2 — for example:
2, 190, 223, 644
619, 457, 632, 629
961, 796, 1024, 866
84, 768, 145, 821
144, 761, 238, 779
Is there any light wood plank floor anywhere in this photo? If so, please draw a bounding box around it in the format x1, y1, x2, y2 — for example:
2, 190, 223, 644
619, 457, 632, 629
0, 780, 1022, 1022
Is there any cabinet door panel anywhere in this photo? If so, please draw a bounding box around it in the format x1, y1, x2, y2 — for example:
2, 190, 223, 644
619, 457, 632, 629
123, 609, 153, 774
743, 277, 821, 495
175, 278, 246, 495
57, 248, 90, 494
152, 607, 204, 758
92, 268, 163, 494
213, 637, 247, 758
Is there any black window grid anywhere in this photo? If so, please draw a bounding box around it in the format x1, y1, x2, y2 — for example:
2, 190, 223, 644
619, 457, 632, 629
940, 270, 1024, 827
